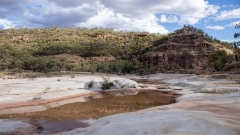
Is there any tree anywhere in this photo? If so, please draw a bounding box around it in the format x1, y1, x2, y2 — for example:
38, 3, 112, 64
0, 45, 28, 72
0, 45, 13, 70
234, 23, 240, 38
233, 22, 240, 61
208, 50, 232, 71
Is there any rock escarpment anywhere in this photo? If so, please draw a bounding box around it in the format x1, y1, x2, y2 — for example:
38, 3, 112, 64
139, 26, 216, 70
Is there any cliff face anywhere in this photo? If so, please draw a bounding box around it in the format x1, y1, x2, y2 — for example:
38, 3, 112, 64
139, 28, 216, 70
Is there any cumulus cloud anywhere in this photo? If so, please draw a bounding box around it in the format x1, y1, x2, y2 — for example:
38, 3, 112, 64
22, 0, 99, 27
77, 9, 169, 34
215, 8, 240, 20
0, 0, 30, 18
47, 0, 96, 8
101, 0, 219, 25
206, 25, 225, 30
0, 19, 16, 29
222, 5, 234, 8
159, 14, 179, 23
227, 21, 240, 27
0, 0, 220, 33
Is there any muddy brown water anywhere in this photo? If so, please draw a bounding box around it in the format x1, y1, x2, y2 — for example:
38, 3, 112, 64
0, 91, 174, 134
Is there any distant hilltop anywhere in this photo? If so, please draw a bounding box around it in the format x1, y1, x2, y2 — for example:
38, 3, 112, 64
0, 26, 238, 74
139, 25, 235, 72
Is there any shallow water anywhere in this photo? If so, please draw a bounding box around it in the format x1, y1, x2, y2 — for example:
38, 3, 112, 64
0, 92, 173, 120
39, 120, 90, 134
0, 91, 173, 133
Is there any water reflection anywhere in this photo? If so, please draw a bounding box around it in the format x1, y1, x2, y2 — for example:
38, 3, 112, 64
39, 120, 91, 134
0, 91, 173, 121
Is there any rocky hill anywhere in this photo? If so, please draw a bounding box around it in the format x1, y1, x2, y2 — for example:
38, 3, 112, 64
139, 26, 234, 71
0, 26, 237, 74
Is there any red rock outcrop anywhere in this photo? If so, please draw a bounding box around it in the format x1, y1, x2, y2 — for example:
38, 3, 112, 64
139, 28, 216, 70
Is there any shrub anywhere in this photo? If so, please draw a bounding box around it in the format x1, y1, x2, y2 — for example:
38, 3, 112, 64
101, 77, 114, 90
208, 50, 233, 71
88, 80, 95, 89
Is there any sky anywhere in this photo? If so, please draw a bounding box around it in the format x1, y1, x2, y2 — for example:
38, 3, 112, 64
0, 0, 240, 42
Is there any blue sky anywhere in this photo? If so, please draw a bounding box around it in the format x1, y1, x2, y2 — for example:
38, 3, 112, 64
0, 0, 240, 42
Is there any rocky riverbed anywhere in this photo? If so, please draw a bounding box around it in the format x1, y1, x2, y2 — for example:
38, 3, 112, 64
0, 73, 240, 135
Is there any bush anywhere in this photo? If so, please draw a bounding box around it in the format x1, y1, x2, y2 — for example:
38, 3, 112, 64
208, 50, 233, 71
101, 77, 114, 90
88, 80, 95, 89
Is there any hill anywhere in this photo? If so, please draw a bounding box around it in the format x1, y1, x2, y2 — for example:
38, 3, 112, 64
0, 27, 162, 59
0, 26, 237, 75
139, 25, 235, 73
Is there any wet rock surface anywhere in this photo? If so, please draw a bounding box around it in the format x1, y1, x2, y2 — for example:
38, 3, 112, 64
57, 74, 240, 135
39, 120, 91, 134
0, 73, 240, 135
0, 74, 137, 110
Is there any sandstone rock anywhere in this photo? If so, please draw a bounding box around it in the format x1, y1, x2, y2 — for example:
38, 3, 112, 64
139, 33, 216, 70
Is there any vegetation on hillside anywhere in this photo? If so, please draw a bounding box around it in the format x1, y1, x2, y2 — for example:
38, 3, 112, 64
0, 26, 237, 75
0, 27, 164, 74
0, 27, 164, 58
208, 50, 233, 71
173, 25, 234, 49
208, 23, 240, 72
233, 22, 240, 61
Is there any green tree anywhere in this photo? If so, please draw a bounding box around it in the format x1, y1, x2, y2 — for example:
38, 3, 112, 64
233, 22, 240, 61
55, 57, 67, 72
0, 45, 13, 70
31, 57, 55, 73
208, 50, 232, 71
0, 45, 31, 73
234, 23, 240, 38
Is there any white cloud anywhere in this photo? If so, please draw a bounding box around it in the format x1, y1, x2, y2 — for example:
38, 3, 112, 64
227, 20, 240, 27
215, 8, 240, 20
101, 0, 219, 25
21, 0, 99, 27
0, 19, 16, 29
222, 5, 234, 8
159, 14, 178, 23
47, 0, 95, 8
206, 25, 225, 30
77, 9, 169, 34
0, 0, 220, 33
179, 17, 200, 25
221, 39, 237, 43
22, 0, 220, 29
0, 0, 30, 18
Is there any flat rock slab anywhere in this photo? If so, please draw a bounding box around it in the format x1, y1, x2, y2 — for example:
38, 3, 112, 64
0, 74, 137, 110
57, 74, 240, 135
0, 119, 31, 132
0, 74, 240, 135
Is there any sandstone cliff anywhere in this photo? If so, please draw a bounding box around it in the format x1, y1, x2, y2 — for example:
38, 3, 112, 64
139, 26, 231, 71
